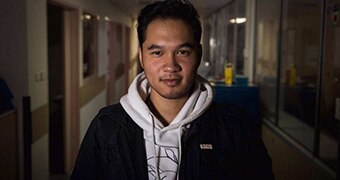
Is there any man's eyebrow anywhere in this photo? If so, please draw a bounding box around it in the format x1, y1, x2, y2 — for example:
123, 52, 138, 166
146, 42, 195, 50
179, 42, 195, 49
147, 44, 162, 50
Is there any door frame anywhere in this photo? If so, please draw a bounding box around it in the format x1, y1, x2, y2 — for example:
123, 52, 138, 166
105, 21, 117, 105
48, 0, 80, 173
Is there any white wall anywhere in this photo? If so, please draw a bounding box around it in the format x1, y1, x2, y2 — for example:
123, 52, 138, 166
114, 76, 126, 103
0, 0, 29, 179
1, 0, 135, 178
31, 134, 49, 180
128, 19, 140, 83
0, 0, 29, 108
26, 1, 49, 179
24, 0, 133, 179
80, 90, 106, 141
27, 0, 49, 111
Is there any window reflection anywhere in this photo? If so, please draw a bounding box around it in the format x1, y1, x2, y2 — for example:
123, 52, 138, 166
202, 0, 247, 79
82, 12, 97, 78
319, 0, 340, 170
256, 0, 280, 122
256, 0, 339, 172
278, 0, 321, 151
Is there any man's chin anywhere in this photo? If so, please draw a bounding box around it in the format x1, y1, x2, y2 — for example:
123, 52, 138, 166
159, 90, 191, 100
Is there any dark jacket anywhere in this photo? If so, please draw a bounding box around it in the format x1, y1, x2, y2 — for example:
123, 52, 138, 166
71, 103, 274, 180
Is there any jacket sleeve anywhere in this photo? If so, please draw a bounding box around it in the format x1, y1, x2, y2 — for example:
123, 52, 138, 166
70, 115, 103, 180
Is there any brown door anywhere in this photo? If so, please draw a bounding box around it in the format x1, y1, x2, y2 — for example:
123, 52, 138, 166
48, 4, 65, 173
106, 21, 116, 105
47, 1, 79, 174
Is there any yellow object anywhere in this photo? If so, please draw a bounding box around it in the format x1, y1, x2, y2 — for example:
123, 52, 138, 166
224, 63, 233, 85
288, 64, 296, 86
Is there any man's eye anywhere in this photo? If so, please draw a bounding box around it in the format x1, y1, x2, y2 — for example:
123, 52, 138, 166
177, 50, 190, 56
151, 51, 162, 56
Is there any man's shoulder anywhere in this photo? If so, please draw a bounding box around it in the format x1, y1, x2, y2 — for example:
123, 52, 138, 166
87, 103, 143, 146
97, 103, 126, 117
93, 103, 135, 128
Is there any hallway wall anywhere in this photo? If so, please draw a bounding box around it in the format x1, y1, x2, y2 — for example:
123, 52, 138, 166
0, 0, 29, 112
0, 0, 29, 179
1, 0, 138, 175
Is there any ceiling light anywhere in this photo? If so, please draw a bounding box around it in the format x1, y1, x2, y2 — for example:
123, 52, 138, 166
84, 14, 92, 20
104, 16, 111, 21
230, 17, 247, 24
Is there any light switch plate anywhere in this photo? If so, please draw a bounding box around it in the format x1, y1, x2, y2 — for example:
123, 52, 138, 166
335, 98, 340, 121
35, 72, 40, 82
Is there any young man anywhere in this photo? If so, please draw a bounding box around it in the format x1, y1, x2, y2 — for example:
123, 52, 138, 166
71, 0, 274, 179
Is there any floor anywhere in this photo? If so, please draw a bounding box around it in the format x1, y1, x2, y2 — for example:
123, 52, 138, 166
271, 109, 338, 170
50, 173, 70, 180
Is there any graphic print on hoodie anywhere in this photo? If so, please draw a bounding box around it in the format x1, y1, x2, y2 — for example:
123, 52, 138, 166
120, 72, 213, 180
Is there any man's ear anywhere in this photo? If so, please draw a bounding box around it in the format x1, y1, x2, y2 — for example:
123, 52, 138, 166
138, 47, 144, 69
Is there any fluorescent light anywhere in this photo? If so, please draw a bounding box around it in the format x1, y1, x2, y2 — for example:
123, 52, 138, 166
230, 17, 247, 24
84, 14, 92, 20
209, 38, 216, 47
104, 16, 110, 21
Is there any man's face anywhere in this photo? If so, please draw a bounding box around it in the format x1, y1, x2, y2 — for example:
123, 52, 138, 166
139, 18, 201, 101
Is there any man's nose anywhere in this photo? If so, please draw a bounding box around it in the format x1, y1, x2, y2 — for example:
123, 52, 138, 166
163, 54, 181, 72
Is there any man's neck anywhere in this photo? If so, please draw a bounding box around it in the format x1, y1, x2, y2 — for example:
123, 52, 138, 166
147, 92, 189, 126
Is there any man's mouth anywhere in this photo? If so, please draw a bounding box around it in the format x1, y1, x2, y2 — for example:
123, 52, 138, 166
161, 78, 180, 87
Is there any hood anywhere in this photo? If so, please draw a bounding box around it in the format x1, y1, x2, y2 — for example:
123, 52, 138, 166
120, 72, 213, 179
120, 72, 213, 141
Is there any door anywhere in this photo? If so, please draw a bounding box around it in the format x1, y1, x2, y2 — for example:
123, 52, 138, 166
106, 21, 116, 105
48, 4, 65, 173
47, 1, 79, 174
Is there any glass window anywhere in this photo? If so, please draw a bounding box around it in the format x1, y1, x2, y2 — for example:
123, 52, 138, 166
278, 0, 322, 151
256, 0, 281, 122
227, 0, 247, 75
202, 1, 247, 80
319, 0, 339, 170
82, 12, 98, 78
256, 0, 339, 173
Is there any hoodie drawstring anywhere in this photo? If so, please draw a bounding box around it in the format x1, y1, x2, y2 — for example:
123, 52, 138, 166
150, 113, 161, 179
150, 113, 185, 180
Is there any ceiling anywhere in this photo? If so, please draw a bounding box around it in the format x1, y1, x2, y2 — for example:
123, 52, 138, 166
109, 0, 233, 19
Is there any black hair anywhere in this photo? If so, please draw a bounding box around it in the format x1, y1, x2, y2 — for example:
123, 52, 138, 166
137, 0, 202, 48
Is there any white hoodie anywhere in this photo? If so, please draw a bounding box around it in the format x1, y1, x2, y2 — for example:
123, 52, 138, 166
120, 72, 213, 180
